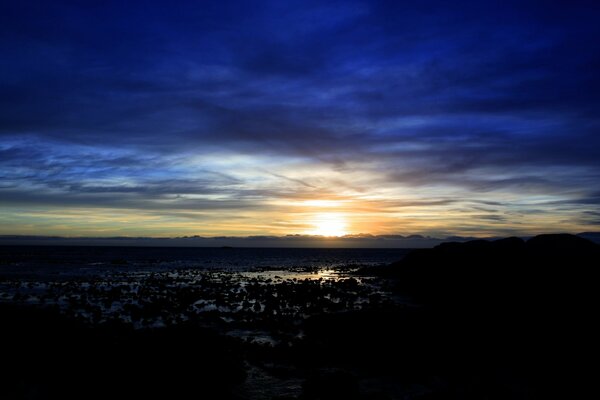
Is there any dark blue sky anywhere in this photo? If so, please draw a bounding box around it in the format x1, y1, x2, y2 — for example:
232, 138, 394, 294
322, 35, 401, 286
1, 0, 599, 237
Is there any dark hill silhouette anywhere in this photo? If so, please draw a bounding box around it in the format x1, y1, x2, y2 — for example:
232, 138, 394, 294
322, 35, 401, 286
347, 234, 599, 399
528, 232, 599, 251
378, 233, 599, 308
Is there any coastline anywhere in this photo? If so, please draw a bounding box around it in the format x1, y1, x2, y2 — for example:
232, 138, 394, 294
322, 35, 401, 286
1, 234, 598, 399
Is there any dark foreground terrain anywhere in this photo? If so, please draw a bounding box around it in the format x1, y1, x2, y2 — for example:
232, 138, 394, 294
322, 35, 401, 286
1, 234, 598, 399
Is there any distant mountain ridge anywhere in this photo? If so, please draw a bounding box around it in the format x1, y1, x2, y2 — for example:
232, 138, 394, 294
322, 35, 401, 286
577, 231, 600, 243
0, 232, 598, 247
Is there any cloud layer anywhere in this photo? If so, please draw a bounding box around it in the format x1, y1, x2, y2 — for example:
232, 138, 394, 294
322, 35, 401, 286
1, 0, 600, 237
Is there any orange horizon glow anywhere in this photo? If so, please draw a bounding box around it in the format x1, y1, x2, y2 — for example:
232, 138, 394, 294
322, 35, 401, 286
0, 190, 594, 239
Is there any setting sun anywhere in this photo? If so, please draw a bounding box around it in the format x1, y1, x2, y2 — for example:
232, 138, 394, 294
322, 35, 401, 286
308, 213, 348, 237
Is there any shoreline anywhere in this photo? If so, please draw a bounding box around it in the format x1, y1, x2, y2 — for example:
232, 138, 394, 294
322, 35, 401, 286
1, 234, 598, 399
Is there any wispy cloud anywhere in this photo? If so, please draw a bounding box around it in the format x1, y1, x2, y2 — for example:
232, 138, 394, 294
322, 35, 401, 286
1, 1, 599, 237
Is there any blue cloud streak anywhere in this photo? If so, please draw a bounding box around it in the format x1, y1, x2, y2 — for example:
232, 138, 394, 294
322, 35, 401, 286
1, 0, 599, 236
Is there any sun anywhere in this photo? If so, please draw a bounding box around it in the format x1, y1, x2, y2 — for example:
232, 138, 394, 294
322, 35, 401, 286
308, 213, 348, 237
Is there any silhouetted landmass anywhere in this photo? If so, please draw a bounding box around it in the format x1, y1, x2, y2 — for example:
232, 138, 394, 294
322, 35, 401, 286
381, 233, 598, 307
1, 234, 598, 399
351, 233, 599, 398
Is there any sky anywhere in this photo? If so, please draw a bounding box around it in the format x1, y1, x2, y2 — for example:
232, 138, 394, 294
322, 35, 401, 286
1, 0, 600, 240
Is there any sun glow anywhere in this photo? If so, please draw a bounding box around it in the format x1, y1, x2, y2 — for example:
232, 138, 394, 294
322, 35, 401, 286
308, 213, 348, 237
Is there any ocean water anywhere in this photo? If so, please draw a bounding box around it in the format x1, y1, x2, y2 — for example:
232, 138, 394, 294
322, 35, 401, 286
0, 246, 411, 277
1, 246, 413, 399
0, 246, 410, 333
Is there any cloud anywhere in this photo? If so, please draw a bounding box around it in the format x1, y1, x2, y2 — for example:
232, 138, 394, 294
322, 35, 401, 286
1, 0, 600, 236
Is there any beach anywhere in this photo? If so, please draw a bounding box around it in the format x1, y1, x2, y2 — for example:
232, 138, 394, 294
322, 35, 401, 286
1, 235, 598, 399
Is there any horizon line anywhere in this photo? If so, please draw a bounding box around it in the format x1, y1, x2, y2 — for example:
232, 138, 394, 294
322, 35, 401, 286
1, 232, 598, 249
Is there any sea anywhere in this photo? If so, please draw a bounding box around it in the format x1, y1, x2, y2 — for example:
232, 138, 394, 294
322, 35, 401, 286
0, 246, 411, 277
0, 245, 414, 399
0, 245, 412, 333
